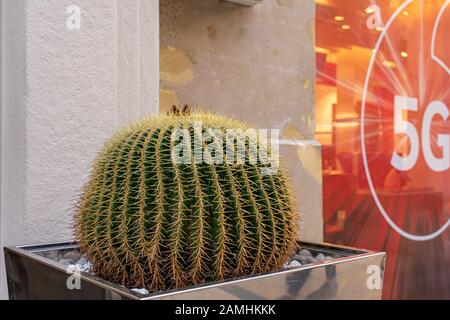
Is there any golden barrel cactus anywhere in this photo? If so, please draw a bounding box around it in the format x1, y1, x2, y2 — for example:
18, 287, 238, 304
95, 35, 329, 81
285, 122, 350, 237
75, 109, 297, 292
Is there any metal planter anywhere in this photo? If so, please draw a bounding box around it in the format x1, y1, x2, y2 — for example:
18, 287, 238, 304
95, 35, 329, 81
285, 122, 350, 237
4, 241, 385, 300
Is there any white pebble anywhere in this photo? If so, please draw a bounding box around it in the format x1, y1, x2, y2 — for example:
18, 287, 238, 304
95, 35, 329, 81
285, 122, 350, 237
132, 288, 150, 295
288, 261, 302, 268
299, 249, 312, 257
64, 251, 80, 261
77, 257, 88, 263
76, 263, 91, 273
59, 258, 74, 265
316, 253, 326, 262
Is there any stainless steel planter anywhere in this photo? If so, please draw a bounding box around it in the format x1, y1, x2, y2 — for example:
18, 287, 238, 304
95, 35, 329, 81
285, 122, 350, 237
4, 241, 385, 300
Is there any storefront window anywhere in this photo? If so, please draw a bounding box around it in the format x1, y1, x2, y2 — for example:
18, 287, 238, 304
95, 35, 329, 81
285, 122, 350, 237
316, 0, 449, 299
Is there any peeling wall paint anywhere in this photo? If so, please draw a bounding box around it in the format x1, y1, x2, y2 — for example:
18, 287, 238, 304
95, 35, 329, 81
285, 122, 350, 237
160, 47, 194, 86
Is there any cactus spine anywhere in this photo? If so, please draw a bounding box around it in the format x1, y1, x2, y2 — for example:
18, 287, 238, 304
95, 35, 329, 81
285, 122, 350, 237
75, 111, 297, 292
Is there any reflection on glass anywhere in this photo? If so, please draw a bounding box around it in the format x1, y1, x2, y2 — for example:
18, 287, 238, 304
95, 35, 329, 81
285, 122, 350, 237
316, 0, 449, 299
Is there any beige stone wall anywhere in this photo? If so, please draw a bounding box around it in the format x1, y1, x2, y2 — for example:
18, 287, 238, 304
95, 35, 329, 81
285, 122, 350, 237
160, 0, 323, 242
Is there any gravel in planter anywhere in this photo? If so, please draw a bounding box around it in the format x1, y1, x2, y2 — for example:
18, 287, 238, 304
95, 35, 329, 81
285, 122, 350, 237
283, 249, 334, 269
35, 247, 335, 296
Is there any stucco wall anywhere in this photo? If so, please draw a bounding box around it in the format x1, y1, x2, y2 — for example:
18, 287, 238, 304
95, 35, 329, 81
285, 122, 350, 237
160, 0, 322, 242
0, 0, 159, 299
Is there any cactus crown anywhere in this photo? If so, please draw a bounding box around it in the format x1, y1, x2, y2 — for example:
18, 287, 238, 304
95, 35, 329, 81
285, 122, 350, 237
75, 110, 298, 292
167, 104, 192, 116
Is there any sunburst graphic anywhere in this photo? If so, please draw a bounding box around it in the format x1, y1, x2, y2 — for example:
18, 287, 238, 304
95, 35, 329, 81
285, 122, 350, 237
316, 0, 449, 299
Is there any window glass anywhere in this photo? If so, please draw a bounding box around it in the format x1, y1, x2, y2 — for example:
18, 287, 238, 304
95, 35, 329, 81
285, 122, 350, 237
316, 0, 449, 299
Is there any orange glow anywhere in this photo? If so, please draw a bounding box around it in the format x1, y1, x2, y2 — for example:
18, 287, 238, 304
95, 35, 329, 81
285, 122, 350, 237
316, 0, 450, 300
315, 47, 330, 54
334, 121, 360, 128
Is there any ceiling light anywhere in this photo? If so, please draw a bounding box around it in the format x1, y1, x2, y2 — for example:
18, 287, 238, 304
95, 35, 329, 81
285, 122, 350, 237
334, 16, 345, 21
382, 61, 396, 68
342, 24, 351, 30
400, 51, 408, 58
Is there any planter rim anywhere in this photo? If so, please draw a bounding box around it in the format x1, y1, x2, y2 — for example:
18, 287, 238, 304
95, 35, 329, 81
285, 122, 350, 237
5, 241, 385, 300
